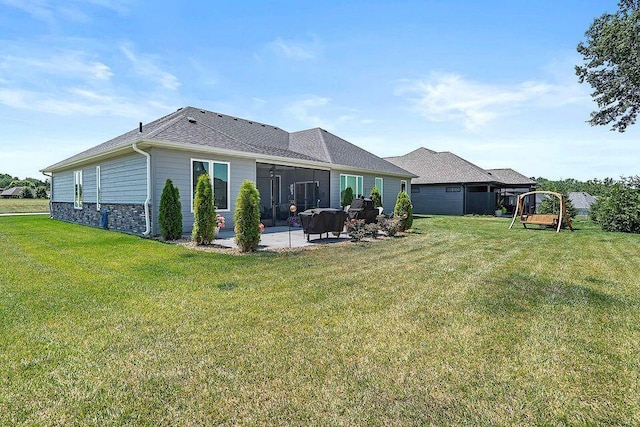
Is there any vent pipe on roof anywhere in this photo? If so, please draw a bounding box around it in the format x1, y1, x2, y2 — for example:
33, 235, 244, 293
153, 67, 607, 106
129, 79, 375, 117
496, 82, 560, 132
139, 122, 142, 133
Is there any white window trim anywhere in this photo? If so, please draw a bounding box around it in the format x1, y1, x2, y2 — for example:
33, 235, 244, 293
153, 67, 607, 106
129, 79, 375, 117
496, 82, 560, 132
340, 173, 363, 199
96, 166, 101, 211
74, 170, 83, 210
190, 158, 231, 213
375, 177, 384, 200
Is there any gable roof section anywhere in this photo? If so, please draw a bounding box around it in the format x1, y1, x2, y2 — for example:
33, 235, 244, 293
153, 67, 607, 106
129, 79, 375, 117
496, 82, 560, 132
289, 128, 413, 176
485, 168, 536, 186
43, 107, 412, 176
385, 147, 500, 185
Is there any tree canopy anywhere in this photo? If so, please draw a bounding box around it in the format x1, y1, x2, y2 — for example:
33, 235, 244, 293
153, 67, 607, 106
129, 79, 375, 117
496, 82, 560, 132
576, 0, 640, 132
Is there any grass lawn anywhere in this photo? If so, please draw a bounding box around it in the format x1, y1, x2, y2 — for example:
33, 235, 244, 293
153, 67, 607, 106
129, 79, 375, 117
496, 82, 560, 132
1, 215, 639, 425
0, 198, 49, 214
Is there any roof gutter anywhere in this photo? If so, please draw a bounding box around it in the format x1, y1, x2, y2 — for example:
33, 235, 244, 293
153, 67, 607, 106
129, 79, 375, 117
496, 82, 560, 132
132, 142, 151, 236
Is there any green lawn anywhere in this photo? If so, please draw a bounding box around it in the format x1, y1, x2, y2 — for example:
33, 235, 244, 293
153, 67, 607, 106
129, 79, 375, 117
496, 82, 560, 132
1, 215, 639, 425
0, 198, 49, 214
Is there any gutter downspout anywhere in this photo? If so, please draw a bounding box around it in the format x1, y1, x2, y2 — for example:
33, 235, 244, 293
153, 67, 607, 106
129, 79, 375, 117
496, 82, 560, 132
42, 172, 53, 218
132, 142, 151, 236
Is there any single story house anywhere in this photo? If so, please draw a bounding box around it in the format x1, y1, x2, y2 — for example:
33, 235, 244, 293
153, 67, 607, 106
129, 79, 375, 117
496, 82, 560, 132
385, 147, 535, 215
42, 106, 414, 236
568, 192, 596, 217
0, 187, 23, 198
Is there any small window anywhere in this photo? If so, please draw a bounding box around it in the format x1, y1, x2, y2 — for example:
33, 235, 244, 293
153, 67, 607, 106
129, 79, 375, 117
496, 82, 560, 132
74, 170, 83, 209
401, 180, 407, 193
96, 166, 101, 211
191, 159, 230, 212
340, 174, 363, 199
375, 177, 384, 199
446, 186, 461, 192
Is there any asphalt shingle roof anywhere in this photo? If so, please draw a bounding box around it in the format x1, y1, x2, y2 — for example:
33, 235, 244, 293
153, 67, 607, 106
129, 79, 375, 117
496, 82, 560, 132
43, 107, 412, 176
385, 147, 501, 185
568, 192, 596, 209
485, 168, 536, 186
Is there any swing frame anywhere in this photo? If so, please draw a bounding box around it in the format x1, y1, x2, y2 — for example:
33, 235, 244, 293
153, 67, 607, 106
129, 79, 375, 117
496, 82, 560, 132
508, 191, 573, 232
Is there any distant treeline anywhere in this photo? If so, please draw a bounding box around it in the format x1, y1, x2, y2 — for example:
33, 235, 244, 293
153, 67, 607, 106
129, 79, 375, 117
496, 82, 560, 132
533, 177, 624, 197
0, 173, 50, 199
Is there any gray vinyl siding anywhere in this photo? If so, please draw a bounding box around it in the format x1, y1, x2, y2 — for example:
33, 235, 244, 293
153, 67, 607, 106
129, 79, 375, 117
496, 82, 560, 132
51, 153, 147, 206
150, 148, 256, 235
52, 170, 74, 202
100, 154, 147, 203
411, 184, 464, 215
330, 170, 410, 215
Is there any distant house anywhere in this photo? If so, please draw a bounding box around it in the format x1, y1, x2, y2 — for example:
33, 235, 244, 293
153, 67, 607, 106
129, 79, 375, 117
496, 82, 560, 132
0, 187, 23, 199
42, 106, 414, 236
568, 192, 597, 217
385, 148, 535, 215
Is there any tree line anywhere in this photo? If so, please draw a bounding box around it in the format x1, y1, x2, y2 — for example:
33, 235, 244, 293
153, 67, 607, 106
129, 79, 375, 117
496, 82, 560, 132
0, 173, 50, 199
535, 176, 640, 234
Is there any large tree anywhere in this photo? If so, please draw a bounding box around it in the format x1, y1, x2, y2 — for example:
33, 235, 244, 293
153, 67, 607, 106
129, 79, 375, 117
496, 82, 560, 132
576, 0, 640, 132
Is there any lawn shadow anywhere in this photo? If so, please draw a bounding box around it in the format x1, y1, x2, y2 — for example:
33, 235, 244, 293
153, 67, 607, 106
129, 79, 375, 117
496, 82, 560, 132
473, 273, 626, 315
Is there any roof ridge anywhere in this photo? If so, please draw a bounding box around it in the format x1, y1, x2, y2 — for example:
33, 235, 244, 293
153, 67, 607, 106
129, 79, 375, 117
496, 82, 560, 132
144, 113, 187, 140
314, 128, 333, 164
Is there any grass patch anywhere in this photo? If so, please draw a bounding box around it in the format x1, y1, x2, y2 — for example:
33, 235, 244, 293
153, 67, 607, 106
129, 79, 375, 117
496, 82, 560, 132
1, 215, 639, 425
0, 198, 49, 213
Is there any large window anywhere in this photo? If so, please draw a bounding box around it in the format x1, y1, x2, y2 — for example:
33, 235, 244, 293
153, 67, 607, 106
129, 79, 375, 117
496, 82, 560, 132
191, 159, 230, 212
375, 177, 384, 199
340, 174, 363, 199
74, 170, 83, 209
96, 166, 101, 211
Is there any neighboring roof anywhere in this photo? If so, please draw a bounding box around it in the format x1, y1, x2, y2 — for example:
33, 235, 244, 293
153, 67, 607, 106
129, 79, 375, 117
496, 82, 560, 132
385, 147, 501, 185
0, 187, 23, 197
568, 192, 597, 209
485, 168, 536, 186
43, 107, 413, 177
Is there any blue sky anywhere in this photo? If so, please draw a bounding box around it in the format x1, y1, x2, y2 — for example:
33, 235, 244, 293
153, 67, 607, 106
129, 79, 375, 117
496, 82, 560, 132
1, 0, 637, 181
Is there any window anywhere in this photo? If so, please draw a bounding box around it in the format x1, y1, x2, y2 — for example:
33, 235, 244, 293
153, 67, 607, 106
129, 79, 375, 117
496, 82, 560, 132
411, 186, 420, 194
96, 166, 101, 211
191, 159, 230, 212
375, 177, 384, 199
446, 186, 461, 192
340, 174, 363, 199
74, 170, 83, 209
401, 180, 407, 193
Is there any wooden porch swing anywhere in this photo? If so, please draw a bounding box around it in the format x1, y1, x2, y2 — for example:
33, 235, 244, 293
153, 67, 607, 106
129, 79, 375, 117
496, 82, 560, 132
509, 191, 573, 232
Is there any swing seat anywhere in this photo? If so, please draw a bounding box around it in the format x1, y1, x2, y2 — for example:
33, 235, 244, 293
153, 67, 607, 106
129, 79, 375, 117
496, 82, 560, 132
522, 214, 558, 226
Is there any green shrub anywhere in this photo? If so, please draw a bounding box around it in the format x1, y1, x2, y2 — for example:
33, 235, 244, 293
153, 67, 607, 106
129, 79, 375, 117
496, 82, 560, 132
594, 179, 640, 233
394, 191, 413, 231
192, 174, 216, 245
341, 187, 354, 207
159, 179, 183, 240
35, 186, 48, 199
20, 187, 34, 199
370, 187, 382, 208
234, 180, 261, 252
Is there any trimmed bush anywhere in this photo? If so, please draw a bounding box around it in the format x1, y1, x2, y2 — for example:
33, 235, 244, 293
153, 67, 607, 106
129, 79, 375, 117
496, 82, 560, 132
234, 180, 261, 252
394, 191, 413, 231
594, 180, 640, 233
192, 174, 216, 245
341, 187, 354, 207
370, 186, 382, 208
159, 179, 183, 240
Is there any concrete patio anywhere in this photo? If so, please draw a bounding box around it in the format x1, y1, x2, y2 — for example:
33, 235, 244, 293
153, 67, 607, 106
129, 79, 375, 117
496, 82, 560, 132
214, 226, 351, 250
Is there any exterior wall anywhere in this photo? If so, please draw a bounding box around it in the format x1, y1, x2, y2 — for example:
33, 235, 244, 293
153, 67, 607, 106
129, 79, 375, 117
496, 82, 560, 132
150, 148, 256, 235
410, 184, 464, 215
329, 170, 411, 215
51, 202, 149, 234
51, 152, 149, 234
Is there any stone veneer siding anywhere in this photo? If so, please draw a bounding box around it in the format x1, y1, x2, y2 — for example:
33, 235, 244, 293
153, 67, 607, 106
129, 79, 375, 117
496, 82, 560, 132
51, 202, 151, 235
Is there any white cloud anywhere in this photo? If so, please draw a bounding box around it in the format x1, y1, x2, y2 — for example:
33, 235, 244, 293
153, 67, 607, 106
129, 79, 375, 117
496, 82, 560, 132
266, 36, 323, 61
286, 95, 332, 128
119, 43, 181, 91
0, 0, 130, 23
395, 72, 587, 130
1, 53, 113, 81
